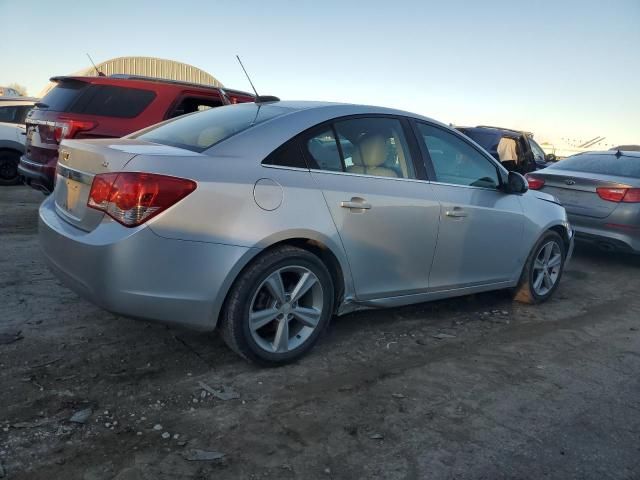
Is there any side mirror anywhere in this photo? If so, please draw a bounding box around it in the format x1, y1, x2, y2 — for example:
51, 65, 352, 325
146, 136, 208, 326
506, 171, 528, 194
545, 153, 557, 162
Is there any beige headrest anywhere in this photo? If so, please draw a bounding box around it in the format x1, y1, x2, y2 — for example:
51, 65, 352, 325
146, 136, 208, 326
359, 134, 387, 167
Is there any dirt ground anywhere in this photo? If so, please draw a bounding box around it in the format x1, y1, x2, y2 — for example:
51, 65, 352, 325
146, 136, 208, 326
1, 185, 639, 480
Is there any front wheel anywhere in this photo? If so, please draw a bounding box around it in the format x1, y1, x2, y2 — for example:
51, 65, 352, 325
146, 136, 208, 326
220, 245, 334, 366
514, 231, 566, 304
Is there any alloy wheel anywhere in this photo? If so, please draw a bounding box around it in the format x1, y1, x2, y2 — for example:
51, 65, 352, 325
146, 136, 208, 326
532, 241, 562, 296
249, 266, 324, 354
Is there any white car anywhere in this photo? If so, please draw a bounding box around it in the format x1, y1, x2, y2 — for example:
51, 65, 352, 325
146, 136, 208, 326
0, 97, 36, 185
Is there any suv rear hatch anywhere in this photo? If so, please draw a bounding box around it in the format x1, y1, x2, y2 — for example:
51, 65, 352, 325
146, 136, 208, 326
24, 78, 96, 168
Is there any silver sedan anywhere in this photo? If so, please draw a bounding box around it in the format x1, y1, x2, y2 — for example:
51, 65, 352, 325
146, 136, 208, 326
39, 101, 573, 365
526, 150, 640, 254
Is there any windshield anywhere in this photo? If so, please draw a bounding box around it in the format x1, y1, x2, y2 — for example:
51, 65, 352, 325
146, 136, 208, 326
548, 153, 640, 179
132, 103, 289, 152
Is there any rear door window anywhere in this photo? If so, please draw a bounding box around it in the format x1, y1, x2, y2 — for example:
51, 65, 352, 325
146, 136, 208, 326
303, 117, 417, 179
305, 127, 343, 172
0, 106, 20, 123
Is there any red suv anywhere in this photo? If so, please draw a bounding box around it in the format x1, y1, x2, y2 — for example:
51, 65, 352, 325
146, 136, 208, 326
19, 75, 254, 193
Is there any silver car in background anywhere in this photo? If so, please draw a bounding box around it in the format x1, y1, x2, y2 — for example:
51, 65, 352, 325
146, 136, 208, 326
39, 101, 573, 365
526, 150, 640, 254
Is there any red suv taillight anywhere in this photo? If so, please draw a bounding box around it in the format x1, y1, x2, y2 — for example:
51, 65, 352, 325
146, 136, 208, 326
525, 174, 545, 190
54, 118, 97, 143
596, 187, 640, 203
88, 172, 197, 227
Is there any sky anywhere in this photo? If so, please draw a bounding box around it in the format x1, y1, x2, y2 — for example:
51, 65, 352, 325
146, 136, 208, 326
1, 0, 638, 145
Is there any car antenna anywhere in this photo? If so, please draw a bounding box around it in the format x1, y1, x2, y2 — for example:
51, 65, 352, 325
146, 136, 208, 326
235, 55, 279, 104
86, 53, 105, 77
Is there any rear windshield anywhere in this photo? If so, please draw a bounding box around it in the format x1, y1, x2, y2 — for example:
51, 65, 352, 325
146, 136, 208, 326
39, 80, 155, 118
132, 103, 289, 152
39, 80, 88, 111
547, 153, 640, 179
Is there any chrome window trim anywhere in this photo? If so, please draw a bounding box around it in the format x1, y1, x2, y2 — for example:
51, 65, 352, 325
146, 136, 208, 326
263, 162, 508, 193
428, 180, 503, 192
261, 164, 309, 172
308, 168, 429, 185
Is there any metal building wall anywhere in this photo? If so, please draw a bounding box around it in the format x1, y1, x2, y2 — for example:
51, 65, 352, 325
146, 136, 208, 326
38, 56, 223, 97
89, 57, 223, 87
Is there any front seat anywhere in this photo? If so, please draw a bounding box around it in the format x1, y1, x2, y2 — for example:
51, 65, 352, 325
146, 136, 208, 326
347, 134, 397, 178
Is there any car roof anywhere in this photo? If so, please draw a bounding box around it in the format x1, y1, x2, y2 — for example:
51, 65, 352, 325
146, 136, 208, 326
206, 100, 451, 159
571, 150, 640, 159
49, 75, 254, 97
253, 100, 443, 123
457, 125, 532, 138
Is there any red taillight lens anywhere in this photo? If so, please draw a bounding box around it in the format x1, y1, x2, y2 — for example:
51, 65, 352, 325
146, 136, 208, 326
621, 188, 640, 203
525, 174, 545, 190
54, 119, 97, 143
596, 187, 640, 203
88, 172, 196, 227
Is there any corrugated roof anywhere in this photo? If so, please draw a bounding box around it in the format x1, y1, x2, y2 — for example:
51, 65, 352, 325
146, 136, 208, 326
38, 56, 222, 97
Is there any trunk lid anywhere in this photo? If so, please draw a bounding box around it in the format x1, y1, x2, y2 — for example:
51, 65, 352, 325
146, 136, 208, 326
533, 169, 630, 218
54, 139, 198, 232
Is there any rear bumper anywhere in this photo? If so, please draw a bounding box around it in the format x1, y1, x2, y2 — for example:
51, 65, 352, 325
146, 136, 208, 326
39, 196, 256, 330
19, 155, 55, 193
569, 215, 640, 254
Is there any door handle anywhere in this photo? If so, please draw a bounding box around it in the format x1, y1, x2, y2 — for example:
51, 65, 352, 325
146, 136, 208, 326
341, 197, 371, 210
445, 207, 467, 218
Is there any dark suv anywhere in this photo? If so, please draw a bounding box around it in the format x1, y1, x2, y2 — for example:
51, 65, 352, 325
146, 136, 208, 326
456, 125, 556, 174
19, 75, 254, 193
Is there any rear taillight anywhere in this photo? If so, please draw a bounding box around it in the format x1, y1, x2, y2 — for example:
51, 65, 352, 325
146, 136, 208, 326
54, 118, 97, 143
596, 187, 640, 203
88, 172, 196, 227
525, 174, 545, 190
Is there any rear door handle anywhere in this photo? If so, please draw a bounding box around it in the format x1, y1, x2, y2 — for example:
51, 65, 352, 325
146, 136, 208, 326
445, 207, 467, 218
341, 197, 371, 210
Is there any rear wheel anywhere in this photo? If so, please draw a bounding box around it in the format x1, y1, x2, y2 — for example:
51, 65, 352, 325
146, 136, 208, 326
220, 245, 334, 366
514, 231, 566, 304
0, 150, 21, 186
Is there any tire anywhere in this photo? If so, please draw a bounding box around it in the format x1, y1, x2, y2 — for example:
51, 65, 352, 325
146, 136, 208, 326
514, 230, 566, 304
0, 150, 21, 186
220, 245, 334, 366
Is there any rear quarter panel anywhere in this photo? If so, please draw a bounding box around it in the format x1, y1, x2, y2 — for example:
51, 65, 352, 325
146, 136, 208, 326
125, 152, 355, 297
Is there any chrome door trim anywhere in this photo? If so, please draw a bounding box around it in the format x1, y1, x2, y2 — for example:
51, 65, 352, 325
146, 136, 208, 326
309, 168, 431, 185
261, 164, 310, 173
